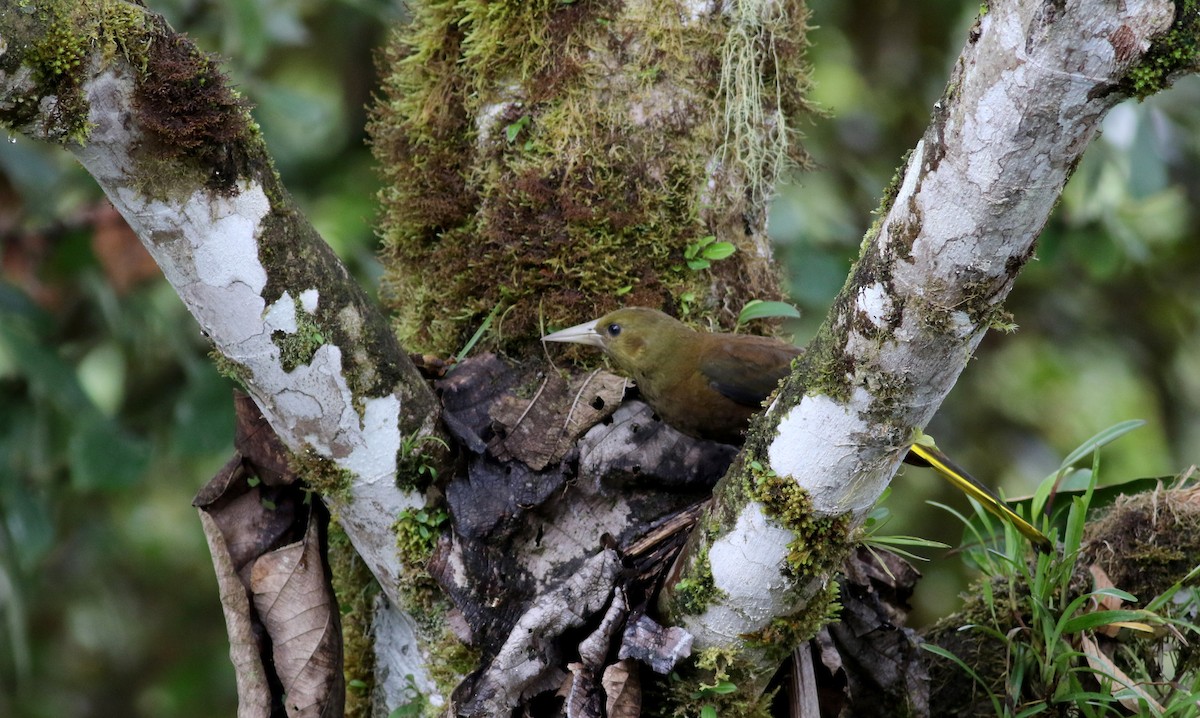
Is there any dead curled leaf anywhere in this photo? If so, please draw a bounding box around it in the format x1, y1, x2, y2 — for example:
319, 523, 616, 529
817, 547, 928, 717
252, 518, 343, 718
601, 660, 642, 718
195, 392, 344, 718
198, 507, 273, 718
487, 366, 627, 470
1080, 634, 1164, 714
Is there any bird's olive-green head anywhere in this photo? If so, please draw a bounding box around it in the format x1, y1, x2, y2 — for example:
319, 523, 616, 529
541, 307, 694, 378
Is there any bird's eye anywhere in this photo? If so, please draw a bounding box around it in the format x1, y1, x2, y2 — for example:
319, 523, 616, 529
607, 323, 621, 337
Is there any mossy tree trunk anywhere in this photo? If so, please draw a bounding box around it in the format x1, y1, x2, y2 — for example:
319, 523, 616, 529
370, 0, 812, 357
3, 1, 1198, 717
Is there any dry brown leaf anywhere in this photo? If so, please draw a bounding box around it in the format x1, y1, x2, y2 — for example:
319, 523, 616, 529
819, 547, 928, 716
579, 589, 626, 669
437, 354, 519, 454
251, 516, 344, 718
1080, 634, 1164, 714
234, 392, 295, 487
560, 370, 628, 442
194, 456, 302, 584
196, 398, 342, 718
488, 368, 626, 470
601, 659, 642, 718
197, 509, 273, 718
563, 662, 603, 718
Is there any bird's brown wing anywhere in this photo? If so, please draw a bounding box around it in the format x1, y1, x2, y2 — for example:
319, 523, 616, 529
698, 337, 802, 408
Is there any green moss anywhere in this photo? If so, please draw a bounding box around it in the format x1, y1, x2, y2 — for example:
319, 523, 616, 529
273, 297, 326, 372
858, 147, 914, 254
395, 433, 451, 492
209, 348, 252, 388
388, 503, 477, 709
1, 0, 262, 190
385, 578, 475, 714
15, 0, 157, 144
394, 506, 448, 568
28, 12, 86, 78
290, 447, 355, 503
653, 646, 775, 718
742, 580, 841, 665
1120, 0, 1200, 99
672, 544, 726, 616
370, 0, 813, 356
743, 459, 852, 579
425, 626, 481, 710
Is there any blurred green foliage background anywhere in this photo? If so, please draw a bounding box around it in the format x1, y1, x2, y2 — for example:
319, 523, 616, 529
1, 0, 1197, 715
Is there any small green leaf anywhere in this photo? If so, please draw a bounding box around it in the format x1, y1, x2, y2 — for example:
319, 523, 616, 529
701, 241, 736, 261
505, 115, 531, 143
1060, 609, 1153, 635
615, 285, 633, 296
737, 300, 802, 325
700, 706, 718, 718
455, 305, 500, 362
1058, 420, 1146, 470
687, 258, 711, 271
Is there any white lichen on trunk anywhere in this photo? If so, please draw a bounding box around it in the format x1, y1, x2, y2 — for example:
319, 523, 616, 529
73, 63, 423, 609
671, 0, 1177, 684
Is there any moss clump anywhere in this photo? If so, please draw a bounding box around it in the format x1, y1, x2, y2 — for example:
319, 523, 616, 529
273, 299, 327, 372
1120, 0, 1200, 99
370, 0, 813, 356
15, 0, 156, 144
290, 446, 355, 503
27, 9, 87, 78
395, 434, 451, 492
394, 506, 449, 568
209, 348, 252, 388
743, 459, 852, 580
743, 579, 841, 665
389, 504, 477, 709
2, 0, 263, 191
425, 626, 481, 710
653, 646, 775, 718
132, 17, 259, 195
671, 543, 726, 616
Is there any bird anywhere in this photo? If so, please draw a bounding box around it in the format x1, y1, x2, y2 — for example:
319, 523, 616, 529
542, 306, 1051, 550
